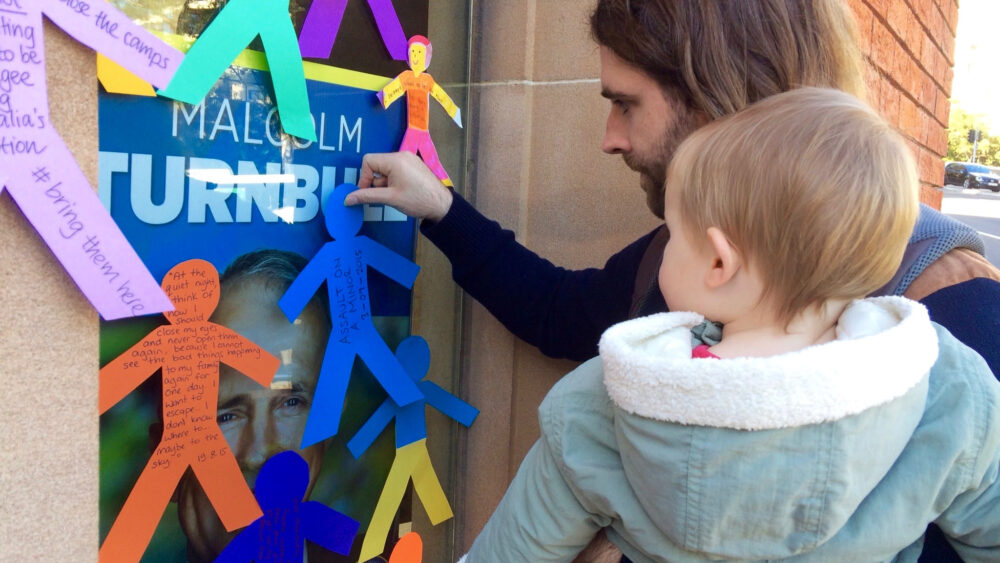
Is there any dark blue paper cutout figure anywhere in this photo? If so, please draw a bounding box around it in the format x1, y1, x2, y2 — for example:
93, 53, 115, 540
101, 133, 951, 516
347, 336, 479, 457
214, 451, 359, 562
279, 183, 423, 448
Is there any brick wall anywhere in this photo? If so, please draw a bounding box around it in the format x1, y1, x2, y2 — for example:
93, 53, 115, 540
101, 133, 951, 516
849, 0, 959, 209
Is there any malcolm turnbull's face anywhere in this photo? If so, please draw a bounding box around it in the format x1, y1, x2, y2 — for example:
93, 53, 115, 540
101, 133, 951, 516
176, 280, 327, 562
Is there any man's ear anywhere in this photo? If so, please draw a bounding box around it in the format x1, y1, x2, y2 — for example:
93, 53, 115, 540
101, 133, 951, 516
704, 227, 742, 288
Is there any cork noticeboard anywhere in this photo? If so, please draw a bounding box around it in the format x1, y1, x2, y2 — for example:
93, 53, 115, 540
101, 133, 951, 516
1, 22, 99, 562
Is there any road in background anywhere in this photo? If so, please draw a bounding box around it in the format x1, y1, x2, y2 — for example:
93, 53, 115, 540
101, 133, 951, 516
941, 185, 1000, 266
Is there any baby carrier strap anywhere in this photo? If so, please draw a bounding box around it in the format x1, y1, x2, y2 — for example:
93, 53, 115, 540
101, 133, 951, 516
871, 204, 986, 296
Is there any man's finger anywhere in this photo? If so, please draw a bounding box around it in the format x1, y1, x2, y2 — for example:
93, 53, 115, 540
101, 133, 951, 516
344, 187, 394, 207
358, 153, 392, 188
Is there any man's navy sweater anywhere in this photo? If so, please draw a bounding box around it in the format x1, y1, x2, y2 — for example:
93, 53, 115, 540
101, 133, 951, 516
423, 192, 1000, 376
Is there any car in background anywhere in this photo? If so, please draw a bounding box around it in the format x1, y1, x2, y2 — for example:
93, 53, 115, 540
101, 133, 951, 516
944, 162, 1000, 192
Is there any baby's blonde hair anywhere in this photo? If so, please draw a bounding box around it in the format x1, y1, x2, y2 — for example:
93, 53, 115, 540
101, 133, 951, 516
668, 87, 918, 324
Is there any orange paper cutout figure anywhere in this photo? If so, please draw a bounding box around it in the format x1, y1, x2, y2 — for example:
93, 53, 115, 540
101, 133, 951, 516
378, 35, 462, 187
389, 532, 422, 563
98, 259, 280, 563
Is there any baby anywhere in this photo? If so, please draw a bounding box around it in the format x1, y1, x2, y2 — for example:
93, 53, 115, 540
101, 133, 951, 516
461, 87, 1000, 562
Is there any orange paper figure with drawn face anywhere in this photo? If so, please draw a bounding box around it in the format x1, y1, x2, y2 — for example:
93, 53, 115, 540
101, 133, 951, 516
98, 259, 280, 563
378, 35, 462, 187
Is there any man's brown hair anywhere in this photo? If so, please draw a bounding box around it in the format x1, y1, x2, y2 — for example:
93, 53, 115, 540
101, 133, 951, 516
590, 0, 867, 119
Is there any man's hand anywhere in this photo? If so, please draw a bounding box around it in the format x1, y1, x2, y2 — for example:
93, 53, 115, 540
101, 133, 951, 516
348, 152, 454, 222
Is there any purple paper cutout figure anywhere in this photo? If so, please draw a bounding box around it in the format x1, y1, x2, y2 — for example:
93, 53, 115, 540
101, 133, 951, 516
214, 451, 360, 562
278, 183, 423, 448
0, 0, 181, 320
347, 336, 479, 457
298, 0, 408, 60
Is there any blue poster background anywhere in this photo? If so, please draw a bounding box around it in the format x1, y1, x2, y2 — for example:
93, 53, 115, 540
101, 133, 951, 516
98, 64, 414, 562
98, 67, 413, 314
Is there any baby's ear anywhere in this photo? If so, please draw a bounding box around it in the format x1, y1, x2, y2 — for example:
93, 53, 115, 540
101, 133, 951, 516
704, 227, 742, 289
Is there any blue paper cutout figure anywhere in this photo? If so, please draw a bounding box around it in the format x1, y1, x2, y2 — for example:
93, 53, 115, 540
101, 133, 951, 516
348, 336, 478, 561
279, 183, 423, 448
214, 451, 360, 562
347, 336, 479, 457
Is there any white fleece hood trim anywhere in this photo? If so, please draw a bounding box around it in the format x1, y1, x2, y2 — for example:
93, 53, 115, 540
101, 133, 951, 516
600, 297, 938, 430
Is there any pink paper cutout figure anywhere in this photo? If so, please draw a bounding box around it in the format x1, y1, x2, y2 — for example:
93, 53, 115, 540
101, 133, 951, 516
0, 0, 182, 320
99, 259, 280, 563
299, 0, 409, 61
377, 35, 462, 187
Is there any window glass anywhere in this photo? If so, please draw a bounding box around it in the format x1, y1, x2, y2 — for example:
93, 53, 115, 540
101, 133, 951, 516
98, 2, 469, 561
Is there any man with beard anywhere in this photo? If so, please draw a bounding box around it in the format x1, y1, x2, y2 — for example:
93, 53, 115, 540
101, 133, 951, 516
349, 0, 1000, 370
347, 1, 1000, 560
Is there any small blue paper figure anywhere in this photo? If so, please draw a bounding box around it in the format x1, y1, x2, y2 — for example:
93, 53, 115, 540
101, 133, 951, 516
214, 451, 360, 562
347, 336, 478, 561
279, 183, 423, 448
348, 336, 479, 456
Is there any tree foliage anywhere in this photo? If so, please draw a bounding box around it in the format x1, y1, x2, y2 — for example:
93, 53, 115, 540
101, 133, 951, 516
947, 105, 1000, 166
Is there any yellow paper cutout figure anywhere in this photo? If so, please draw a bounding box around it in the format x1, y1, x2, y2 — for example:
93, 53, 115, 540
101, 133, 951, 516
359, 440, 450, 562
378, 35, 462, 187
346, 336, 478, 561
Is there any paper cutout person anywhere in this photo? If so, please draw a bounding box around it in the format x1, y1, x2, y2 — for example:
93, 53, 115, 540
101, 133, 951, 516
214, 451, 360, 562
347, 336, 479, 562
388, 532, 422, 563
0, 0, 181, 319
299, 0, 408, 61
278, 183, 423, 448
99, 259, 280, 563
157, 0, 316, 141
378, 35, 462, 187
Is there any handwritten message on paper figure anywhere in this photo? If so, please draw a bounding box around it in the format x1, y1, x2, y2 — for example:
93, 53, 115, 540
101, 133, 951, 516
0, 0, 181, 319
279, 183, 422, 449
99, 259, 279, 563
378, 35, 461, 187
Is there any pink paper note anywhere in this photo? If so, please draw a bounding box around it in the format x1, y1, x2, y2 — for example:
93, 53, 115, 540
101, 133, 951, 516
0, 0, 179, 319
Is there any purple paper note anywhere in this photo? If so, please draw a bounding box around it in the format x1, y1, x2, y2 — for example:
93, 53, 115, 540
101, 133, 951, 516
0, 0, 176, 319
40, 0, 183, 88
299, 0, 408, 61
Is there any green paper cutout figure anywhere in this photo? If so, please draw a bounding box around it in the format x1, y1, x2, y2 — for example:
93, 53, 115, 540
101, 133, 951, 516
158, 0, 316, 141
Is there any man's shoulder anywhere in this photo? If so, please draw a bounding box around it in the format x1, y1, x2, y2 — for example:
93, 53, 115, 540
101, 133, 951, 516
905, 248, 1000, 300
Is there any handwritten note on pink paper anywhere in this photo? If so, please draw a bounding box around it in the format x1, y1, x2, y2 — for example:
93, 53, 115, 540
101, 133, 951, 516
0, 0, 182, 319
299, 0, 408, 61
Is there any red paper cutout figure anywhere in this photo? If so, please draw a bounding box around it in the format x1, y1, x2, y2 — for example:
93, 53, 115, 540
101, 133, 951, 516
378, 35, 462, 187
98, 259, 280, 563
